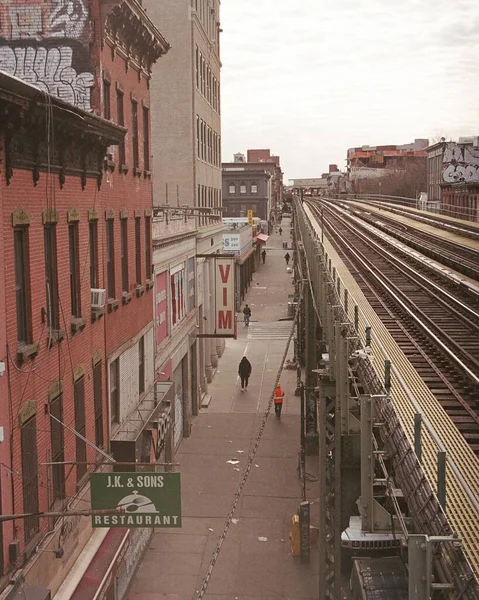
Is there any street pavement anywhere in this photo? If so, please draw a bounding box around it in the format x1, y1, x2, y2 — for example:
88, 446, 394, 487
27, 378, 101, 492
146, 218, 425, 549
127, 220, 320, 600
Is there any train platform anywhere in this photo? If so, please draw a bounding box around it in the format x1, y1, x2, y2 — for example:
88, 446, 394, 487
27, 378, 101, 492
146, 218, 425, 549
127, 222, 322, 600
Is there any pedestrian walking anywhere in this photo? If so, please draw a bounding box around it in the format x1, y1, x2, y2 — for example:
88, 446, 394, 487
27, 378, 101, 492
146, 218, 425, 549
274, 385, 284, 418
284, 252, 291, 265
238, 356, 252, 391
279, 227, 283, 236
243, 304, 251, 327
261, 249, 266, 264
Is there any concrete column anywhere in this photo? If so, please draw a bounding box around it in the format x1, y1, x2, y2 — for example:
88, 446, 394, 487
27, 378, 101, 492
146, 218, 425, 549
198, 304, 207, 393
208, 258, 219, 369
182, 353, 192, 438
204, 260, 213, 382
216, 337, 225, 358
191, 341, 199, 416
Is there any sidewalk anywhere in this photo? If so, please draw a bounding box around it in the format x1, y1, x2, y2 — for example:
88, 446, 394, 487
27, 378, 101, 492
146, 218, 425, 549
127, 221, 319, 600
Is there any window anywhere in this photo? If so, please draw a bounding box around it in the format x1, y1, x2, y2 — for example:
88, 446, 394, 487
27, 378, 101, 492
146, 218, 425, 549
74, 377, 87, 483
103, 79, 111, 120
171, 269, 186, 325
240, 183, 247, 195
21, 416, 39, 542
44, 224, 59, 330
138, 336, 145, 394
89, 220, 98, 289
207, 67, 211, 103
69, 222, 81, 318
143, 107, 150, 171
196, 115, 200, 157
110, 359, 119, 424
229, 183, 235, 195
49, 395, 65, 505
195, 46, 199, 88
14, 226, 31, 344
251, 183, 258, 194
145, 216, 151, 281
117, 90, 125, 165
93, 362, 104, 448
135, 217, 141, 285
106, 220, 115, 299
131, 100, 139, 169
121, 218, 128, 293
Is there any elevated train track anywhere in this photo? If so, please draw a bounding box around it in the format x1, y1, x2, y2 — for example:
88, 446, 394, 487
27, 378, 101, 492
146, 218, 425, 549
296, 198, 479, 595
307, 198, 479, 454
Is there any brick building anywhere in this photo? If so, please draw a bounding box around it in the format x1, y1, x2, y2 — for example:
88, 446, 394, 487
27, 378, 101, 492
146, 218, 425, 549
347, 139, 428, 197
0, 72, 123, 598
0, 2, 169, 599
427, 138, 479, 222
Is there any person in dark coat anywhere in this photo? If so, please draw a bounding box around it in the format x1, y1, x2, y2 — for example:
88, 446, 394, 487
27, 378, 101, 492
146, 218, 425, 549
238, 356, 252, 391
243, 304, 251, 326
284, 252, 291, 265
261, 249, 266, 264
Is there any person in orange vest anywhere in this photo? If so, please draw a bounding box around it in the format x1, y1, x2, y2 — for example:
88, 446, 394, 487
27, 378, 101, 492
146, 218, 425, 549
274, 385, 285, 419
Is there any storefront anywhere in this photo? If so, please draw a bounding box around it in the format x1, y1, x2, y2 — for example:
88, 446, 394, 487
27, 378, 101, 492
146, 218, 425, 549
222, 226, 256, 310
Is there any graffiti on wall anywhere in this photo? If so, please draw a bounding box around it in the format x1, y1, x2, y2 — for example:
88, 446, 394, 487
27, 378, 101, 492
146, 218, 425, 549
0, 1, 93, 109
443, 142, 479, 184
0, 45, 93, 109
49, 0, 88, 39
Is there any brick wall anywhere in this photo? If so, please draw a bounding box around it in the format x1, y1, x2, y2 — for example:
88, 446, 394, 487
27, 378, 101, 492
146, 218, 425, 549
247, 149, 271, 163
0, 135, 12, 575
97, 23, 156, 360
2, 168, 107, 563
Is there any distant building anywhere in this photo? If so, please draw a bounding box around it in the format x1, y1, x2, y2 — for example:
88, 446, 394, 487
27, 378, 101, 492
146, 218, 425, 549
246, 149, 284, 218
427, 138, 479, 222
288, 165, 346, 196
288, 177, 328, 196
222, 164, 272, 222
347, 139, 428, 197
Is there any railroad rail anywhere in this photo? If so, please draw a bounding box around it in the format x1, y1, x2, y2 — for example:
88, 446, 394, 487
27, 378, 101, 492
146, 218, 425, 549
306, 199, 479, 455
342, 194, 479, 241
338, 200, 479, 281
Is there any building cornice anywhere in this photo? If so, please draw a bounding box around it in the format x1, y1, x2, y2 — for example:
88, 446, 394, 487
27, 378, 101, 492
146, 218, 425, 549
102, 0, 170, 72
153, 230, 198, 250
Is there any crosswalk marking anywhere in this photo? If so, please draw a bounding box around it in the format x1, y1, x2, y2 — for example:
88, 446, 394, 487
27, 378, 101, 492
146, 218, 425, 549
247, 321, 293, 340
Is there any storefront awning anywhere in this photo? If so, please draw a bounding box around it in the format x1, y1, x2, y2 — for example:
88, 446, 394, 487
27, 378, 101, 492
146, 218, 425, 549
256, 234, 269, 244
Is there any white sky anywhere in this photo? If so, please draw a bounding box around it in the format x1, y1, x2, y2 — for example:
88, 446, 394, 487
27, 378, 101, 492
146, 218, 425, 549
220, 0, 479, 180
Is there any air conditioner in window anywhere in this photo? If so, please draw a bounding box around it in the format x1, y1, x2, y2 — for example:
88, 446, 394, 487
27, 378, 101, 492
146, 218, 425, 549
106, 145, 115, 160
91, 288, 106, 309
